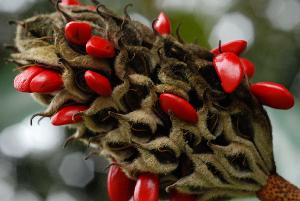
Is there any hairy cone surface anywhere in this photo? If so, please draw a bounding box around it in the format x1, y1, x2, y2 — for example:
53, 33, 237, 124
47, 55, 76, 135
10, 2, 275, 200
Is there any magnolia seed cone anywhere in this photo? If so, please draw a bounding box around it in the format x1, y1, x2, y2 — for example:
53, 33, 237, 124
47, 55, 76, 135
9, 2, 299, 201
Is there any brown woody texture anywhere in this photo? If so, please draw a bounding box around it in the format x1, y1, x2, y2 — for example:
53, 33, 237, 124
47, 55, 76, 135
257, 174, 300, 201
10, 2, 295, 201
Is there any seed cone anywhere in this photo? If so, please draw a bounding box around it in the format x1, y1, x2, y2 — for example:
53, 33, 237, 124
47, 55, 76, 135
10, 2, 288, 201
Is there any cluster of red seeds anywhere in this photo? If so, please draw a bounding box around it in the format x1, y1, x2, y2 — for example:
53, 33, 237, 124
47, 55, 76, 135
12, 1, 295, 201
211, 40, 294, 109
14, 65, 63, 93
13, 2, 192, 200
158, 19, 294, 125
107, 166, 195, 201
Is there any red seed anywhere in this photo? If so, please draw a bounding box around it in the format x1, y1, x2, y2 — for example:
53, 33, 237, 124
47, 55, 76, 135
107, 165, 135, 201
169, 192, 196, 201
213, 52, 243, 93
30, 70, 63, 93
51, 105, 88, 126
250, 82, 294, 109
84, 70, 112, 96
133, 173, 159, 201
86, 35, 116, 58
159, 93, 198, 124
153, 12, 171, 35
61, 0, 81, 6
64, 21, 92, 46
240, 58, 255, 78
211, 40, 247, 56
14, 65, 44, 92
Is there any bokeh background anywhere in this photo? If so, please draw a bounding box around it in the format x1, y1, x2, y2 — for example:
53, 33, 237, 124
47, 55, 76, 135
0, 0, 300, 201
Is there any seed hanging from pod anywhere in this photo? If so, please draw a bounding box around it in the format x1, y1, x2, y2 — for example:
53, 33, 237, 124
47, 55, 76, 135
60, 0, 81, 6
29, 70, 63, 93
14, 65, 63, 93
211, 40, 247, 56
153, 12, 171, 35
86, 35, 116, 58
250, 82, 294, 109
84, 70, 112, 97
240, 57, 255, 78
64, 21, 92, 46
159, 93, 198, 124
14, 65, 44, 92
107, 165, 135, 201
213, 52, 243, 93
133, 173, 159, 201
51, 105, 88, 126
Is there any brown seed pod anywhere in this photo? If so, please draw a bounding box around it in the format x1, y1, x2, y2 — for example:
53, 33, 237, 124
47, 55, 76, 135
9, 1, 299, 201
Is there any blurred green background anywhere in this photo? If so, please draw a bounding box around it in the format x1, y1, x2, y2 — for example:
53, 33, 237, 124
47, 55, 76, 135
0, 0, 299, 201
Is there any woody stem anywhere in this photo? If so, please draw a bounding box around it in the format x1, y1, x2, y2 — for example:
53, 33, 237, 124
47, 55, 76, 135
257, 174, 300, 201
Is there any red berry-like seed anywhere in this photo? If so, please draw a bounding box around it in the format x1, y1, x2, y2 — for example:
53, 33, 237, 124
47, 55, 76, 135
51, 105, 88, 126
107, 165, 135, 201
153, 12, 171, 35
213, 52, 244, 93
30, 70, 63, 93
133, 173, 159, 201
211, 40, 247, 56
159, 93, 198, 124
65, 21, 92, 46
14, 65, 44, 92
240, 58, 255, 78
84, 70, 112, 96
169, 192, 196, 201
250, 82, 294, 109
61, 0, 81, 6
86, 35, 116, 58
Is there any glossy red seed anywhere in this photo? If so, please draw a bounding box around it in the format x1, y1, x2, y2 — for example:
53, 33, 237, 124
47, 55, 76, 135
153, 12, 171, 35
65, 21, 92, 46
51, 105, 88, 126
250, 82, 294, 109
211, 40, 247, 56
240, 58, 255, 78
29, 70, 63, 93
84, 70, 112, 96
169, 192, 196, 201
107, 165, 135, 201
133, 173, 159, 201
86, 35, 116, 58
61, 0, 81, 6
159, 93, 198, 124
213, 52, 243, 93
14, 65, 44, 92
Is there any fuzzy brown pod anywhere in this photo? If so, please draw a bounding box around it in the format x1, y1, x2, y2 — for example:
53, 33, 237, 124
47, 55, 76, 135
9, 1, 300, 201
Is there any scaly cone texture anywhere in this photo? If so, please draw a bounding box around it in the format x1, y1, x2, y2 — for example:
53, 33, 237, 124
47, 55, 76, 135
9, 1, 299, 201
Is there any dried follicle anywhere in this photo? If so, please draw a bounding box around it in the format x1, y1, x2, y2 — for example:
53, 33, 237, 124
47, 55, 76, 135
9, 1, 299, 201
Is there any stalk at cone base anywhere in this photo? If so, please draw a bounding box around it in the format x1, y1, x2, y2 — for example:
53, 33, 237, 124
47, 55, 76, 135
257, 174, 300, 201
